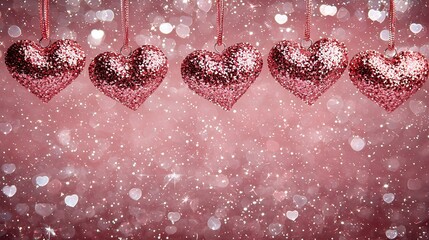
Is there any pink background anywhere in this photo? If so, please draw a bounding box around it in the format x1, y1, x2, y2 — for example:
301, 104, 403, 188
1, 0, 429, 239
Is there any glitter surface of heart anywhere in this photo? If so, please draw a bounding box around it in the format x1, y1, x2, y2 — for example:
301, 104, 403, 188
5, 39, 86, 102
181, 42, 263, 110
268, 38, 348, 105
89, 45, 168, 110
349, 50, 429, 112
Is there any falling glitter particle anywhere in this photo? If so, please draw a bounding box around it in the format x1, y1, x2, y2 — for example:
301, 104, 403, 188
96, 9, 114, 22
380, 29, 390, 41
0, 123, 12, 135
176, 24, 190, 38
159, 22, 174, 34
293, 195, 308, 208
35, 176, 49, 187
383, 193, 395, 203
1, 163, 16, 174
386, 229, 398, 239
2, 185, 17, 197
274, 14, 288, 24
320, 5, 338, 16
7, 25, 21, 38
368, 9, 386, 23
410, 23, 423, 34
207, 216, 221, 230
64, 194, 79, 207
165, 226, 177, 235
407, 178, 422, 190
34, 203, 56, 217
268, 223, 283, 236
167, 212, 181, 224
197, 0, 212, 12
128, 188, 142, 201
286, 210, 299, 221
350, 136, 365, 151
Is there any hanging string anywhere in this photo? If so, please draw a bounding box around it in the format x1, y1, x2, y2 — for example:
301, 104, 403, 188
39, 0, 50, 40
304, 0, 312, 41
216, 0, 225, 46
121, 0, 130, 48
388, 0, 396, 51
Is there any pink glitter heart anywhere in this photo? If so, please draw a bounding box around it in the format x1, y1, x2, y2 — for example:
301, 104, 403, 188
181, 42, 263, 110
268, 38, 348, 105
5, 39, 86, 102
89, 45, 168, 110
349, 51, 429, 112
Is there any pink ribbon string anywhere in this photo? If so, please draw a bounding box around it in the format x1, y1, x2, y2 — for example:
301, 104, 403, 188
216, 0, 225, 46
304, 0, 312, 41
121, 0, 130, 48
39, 0, 50, 40
388, 0, 396, 51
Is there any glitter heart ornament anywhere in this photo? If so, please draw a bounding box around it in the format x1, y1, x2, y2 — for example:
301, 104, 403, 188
89, 45, 168, 110
349, 50, 429, 112
5, 39, 86, 102
268, 38, 348, 105
181, 42, 263, 110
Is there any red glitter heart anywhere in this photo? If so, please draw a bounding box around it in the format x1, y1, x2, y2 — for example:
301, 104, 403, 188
349, 51, 429, 112
89, 45, 168, 110
181, 42, 263, 110
5, 39, 86, 102
268, 38, 348, 105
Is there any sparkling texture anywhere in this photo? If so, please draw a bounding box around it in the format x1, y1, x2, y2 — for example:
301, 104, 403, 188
5, 39, 86, 102
89, 45, 168, 110
181, 42, 263, 110
349, 50, 429, 112
1, 0, 429, 239
268, 38, 348, 105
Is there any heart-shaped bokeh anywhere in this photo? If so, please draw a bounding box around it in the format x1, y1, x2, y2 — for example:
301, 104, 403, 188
89, 45, 168, 110
268, 38, 348, 105
181, 42, 263, 110
349, 50, 429, 112
5, 39, 86, 102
